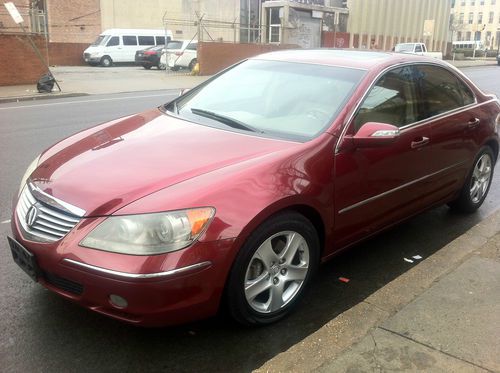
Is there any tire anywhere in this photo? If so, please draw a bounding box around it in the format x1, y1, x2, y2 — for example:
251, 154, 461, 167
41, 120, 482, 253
188, 58, 198, 71
100, 56, 112, 67
171, 66, 180, 71
226, 212, 319, 326
143, 64, 152, 70
448, 146, 495, 213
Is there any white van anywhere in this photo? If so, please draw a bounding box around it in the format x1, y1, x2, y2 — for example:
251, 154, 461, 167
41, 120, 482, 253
83, 29, 173, 67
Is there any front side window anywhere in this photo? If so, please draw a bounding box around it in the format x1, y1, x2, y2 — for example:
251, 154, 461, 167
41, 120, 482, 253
353, 66, 419, 132
106, 36, 119, 47
167, 59, 365, 141
123, 35, 137, 46
415, 65, 471, 118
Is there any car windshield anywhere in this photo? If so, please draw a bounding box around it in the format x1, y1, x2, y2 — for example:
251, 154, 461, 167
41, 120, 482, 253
167, 59, 365, 141
92, 35, 109, 46
166, 41, 183, 49
395, 44, 414, 53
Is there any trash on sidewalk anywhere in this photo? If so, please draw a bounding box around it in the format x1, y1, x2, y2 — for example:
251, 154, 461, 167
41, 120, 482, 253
338, 277, 350, 283
404, 258, 414, 263
412, 255, 423, 260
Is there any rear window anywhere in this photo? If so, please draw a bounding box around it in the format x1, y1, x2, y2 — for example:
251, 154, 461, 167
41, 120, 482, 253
138, 36, 155, 45
167, 41, 183, 49
123, 36, 137, 46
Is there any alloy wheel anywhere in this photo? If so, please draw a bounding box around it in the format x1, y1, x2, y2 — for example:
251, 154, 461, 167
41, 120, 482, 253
469, 153, 492, 203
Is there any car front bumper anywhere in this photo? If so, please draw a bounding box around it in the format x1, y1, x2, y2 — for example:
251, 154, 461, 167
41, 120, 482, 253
10, 213, 237, 327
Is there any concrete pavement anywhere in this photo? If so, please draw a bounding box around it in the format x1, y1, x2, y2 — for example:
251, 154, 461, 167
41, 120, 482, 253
256, 209, 500, 372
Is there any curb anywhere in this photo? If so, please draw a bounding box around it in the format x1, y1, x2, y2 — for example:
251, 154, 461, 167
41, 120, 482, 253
0, 92, 89, 104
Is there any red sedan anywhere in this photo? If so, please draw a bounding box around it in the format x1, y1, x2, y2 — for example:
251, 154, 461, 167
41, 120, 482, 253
8, 50, 499, 326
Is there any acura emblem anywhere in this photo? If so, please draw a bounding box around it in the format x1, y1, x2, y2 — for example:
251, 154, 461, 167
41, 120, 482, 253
26, 205, 39, 228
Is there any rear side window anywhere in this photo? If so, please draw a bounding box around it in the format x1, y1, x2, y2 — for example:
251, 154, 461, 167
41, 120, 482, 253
353, 66, 419, 131
415, 65, 468, 118
138, 36, 155, 45
187, 43, 197, 50
155, 36, 166, 45
457, 79, 475, 106
106, 36, 119, 47
123, 35, 137, 46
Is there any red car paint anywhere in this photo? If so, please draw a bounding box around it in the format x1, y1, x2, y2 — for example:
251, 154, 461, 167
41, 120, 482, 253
10, 50, 500, 326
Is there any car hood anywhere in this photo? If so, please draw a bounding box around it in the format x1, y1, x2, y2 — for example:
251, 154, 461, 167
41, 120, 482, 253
30, 109, 297, 216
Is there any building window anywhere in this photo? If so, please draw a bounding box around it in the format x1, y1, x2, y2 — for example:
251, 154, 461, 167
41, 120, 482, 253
466, 31, 471, 39
480, 0, 484, 4
468, 12, 474, 23
268, 8, 281, 43
470, 0, 475, 5
461, 0, 465, 4
457, 31, 462, 40
489, 11, 494, 23
459, 13, 464, 23
478, 12, 483, 23
492, 0, 496, 5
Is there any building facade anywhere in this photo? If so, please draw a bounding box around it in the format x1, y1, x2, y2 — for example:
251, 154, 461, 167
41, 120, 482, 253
451, 0, 500, 50
346, 0, 452, 53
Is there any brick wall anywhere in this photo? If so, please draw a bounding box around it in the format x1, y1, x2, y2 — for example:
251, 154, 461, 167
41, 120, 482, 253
46, 0, 101, 43
0, 33, 48, 86
48, 43, 88, 65
198, 42, 300, 76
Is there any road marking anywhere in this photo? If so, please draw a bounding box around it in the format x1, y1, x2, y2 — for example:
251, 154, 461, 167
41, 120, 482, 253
0, 92, 177, 110
1, 219, 11, 224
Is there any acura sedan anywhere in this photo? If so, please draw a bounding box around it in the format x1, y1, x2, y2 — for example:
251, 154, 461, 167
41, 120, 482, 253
8, 50, 499, 327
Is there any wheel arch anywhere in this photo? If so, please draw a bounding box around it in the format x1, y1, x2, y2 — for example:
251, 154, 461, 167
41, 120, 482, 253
485, 138, 499, 164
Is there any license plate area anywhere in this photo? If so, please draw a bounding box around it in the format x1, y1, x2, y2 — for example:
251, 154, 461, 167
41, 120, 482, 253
8, 236, 39, 282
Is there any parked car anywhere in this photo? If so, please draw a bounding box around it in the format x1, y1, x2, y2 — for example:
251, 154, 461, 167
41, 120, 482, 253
9, 50, 499, 327
83, 28, 172, 67
160, 40, 197, 71
394, 42, 443, 59
497, 53, 500, 66
135, 45, 166, 70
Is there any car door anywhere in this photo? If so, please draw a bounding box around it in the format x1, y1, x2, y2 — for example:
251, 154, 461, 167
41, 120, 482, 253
334, 65, 434, 247
121, 35, 138, 62
414, 64, 479, 202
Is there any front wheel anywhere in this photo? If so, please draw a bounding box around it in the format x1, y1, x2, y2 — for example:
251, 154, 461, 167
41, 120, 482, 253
449, 146, 495, 213
226, 212, 319, 326
100, 56, 112, 67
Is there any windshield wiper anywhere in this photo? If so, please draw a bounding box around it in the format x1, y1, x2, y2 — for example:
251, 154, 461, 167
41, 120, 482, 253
190, 108, 263, 133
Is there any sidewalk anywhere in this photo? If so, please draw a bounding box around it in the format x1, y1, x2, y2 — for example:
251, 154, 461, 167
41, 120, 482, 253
256, 209, 500, 372
0, 65, 210, 103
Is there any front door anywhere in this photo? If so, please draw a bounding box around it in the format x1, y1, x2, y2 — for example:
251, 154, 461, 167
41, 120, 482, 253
334, 65, 434, 248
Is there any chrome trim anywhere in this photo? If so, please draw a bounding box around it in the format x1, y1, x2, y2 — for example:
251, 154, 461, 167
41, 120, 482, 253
334, 61, 486, 154
28, 182, 86, 217
372, 129, 399, 137
62, 259, 212, 279
338, 161, 467, 214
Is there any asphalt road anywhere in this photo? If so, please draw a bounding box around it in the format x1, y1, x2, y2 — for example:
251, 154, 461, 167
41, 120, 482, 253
1, 66, 499, 372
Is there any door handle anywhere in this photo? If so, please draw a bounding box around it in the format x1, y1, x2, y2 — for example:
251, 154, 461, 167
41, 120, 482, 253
411, 136, 430, 149
467, 118, 480, 129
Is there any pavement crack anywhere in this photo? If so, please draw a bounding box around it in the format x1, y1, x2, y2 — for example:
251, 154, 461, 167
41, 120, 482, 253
378, 326, 493, 372
368, 331, 383, 373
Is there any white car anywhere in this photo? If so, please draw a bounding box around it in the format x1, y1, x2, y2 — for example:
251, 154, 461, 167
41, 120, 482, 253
160, 40, 198, 71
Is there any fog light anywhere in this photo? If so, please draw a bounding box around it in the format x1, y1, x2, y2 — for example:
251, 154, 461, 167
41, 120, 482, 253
109, 294, 128, 309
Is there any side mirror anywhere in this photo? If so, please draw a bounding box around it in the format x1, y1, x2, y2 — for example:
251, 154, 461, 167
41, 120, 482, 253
179, 88, 191, 96
350, 122, 400, 148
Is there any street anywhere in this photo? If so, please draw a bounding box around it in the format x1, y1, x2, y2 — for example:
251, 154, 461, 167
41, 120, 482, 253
0, 66, 499, 372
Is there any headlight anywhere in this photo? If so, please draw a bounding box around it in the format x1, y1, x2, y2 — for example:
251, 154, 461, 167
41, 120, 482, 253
18, 154, 40, 195
80, 207, 215, 255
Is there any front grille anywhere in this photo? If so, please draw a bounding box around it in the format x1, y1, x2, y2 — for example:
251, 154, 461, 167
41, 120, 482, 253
84, 52, 90, 59
44, 271, 84, 295
16, 184, 85, 243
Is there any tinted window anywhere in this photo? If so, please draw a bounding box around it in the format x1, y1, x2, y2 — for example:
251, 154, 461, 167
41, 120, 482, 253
186, 43, 197, 50
415, 65, 467, 118
353, 66, 419, 131
457, 79, 475, 106
415, 45, 422, 52
106, 36, 119, 47
123, 36, 137, 46
155, 36, 166, 45
138, 36, 155, 45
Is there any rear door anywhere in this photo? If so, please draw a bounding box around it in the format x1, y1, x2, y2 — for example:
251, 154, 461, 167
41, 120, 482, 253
414, 64, 480, 201
334, 65, 434, 247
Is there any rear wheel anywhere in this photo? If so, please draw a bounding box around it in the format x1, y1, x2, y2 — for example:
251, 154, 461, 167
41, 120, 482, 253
449, 146, 495, 213
142, 64, 152, 70
226, 212, 319, 326
100, 56, 112, 67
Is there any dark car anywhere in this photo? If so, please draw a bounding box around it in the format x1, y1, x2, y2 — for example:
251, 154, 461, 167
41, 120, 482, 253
497, 53, 500, 66
135, 45, 165, 70
8, 50, 500, 327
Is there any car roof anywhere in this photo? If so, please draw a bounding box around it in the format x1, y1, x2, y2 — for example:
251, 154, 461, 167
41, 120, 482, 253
251, 49, 449, 71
